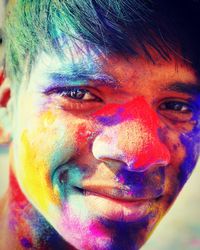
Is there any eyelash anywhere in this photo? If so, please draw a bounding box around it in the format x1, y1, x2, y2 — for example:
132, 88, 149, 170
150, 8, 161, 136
45, 87, 197, 121
45, 87, 102, 102
158, 98, 197, 122
159, 100, 193, 113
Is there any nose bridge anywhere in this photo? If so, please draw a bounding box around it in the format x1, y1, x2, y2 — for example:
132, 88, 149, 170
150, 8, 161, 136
93, 97, 170, 171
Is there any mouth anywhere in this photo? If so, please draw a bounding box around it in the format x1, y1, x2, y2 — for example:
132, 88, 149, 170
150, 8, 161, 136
71, 185, 157, 221
73, 185, 155, 202
52, 165, 161, 221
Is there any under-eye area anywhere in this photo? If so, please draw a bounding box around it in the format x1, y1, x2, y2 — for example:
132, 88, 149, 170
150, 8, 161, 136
158, 98, 198, 122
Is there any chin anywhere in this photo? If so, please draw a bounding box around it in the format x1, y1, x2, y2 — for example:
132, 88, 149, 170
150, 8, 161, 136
50, 205, 160, 250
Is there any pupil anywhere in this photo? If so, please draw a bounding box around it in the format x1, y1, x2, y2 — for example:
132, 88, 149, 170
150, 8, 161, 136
167, 102, 182, 110
174, 103, 182, 110
71, 89, 85, 99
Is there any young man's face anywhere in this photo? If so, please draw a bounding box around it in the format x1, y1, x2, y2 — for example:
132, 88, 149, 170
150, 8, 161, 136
12, 43, 200, 249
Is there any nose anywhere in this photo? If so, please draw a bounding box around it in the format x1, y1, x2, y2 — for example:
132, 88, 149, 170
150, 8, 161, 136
92, 97, 170, 171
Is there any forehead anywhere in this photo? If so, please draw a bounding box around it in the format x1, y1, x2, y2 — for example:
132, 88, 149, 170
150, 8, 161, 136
31, 41, 104, 80
29, 40, 197, 90
102, 54, 197, 88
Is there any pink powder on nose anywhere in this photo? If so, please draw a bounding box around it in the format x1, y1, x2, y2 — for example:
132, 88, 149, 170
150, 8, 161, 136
121, 97, 170, 169
93, 97, 170, 170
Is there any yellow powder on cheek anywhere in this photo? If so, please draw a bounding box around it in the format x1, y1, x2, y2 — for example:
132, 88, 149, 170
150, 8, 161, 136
17, 112, 61, 214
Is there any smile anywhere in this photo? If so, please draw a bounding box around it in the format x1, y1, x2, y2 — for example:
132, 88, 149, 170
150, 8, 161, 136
71, 185, 156, 222
52, 165, 161, 221
74, 185, 153, 202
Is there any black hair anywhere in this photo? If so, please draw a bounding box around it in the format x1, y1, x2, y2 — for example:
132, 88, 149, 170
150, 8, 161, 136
5, 0, 200, 81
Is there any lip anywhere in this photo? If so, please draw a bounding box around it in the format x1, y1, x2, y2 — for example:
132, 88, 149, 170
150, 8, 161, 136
72, 185, 157, 221
52, 163, 165, 200
73, 185, 161, 201
75, 187, 155, 222
52, 166, 161, 221
74, 186, 138, 201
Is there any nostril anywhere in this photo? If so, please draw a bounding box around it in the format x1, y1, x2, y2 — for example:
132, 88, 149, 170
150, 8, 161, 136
99, 158, 123, 164
131, 139, 171, 171
122, 161, 169, 172
92, 98, 171, 171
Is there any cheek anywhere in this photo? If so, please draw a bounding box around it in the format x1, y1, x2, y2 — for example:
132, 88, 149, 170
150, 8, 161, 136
178, 128, 200, 189
14, 109, 79, 214
156, 126, 184, 200
159, 124, 200, 204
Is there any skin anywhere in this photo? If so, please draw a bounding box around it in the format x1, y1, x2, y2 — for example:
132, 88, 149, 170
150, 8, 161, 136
0, 43, 200, 250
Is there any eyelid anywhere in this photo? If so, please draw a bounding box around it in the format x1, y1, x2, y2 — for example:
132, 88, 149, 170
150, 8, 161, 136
159, 101, 192, 113
44, 85, 103, 102
157, 96, 199, 114
157, 97, 199, 123
157, 97, 196, 108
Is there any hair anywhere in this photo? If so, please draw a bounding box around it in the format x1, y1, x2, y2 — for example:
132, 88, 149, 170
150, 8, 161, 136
4, 0, 200, 83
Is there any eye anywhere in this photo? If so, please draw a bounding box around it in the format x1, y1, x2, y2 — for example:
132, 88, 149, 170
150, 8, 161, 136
46, 87, 102, 102
159, 101, 192, 113
44, 86, 104, 112
158, 99, 196, 122
59, 88, 94, 101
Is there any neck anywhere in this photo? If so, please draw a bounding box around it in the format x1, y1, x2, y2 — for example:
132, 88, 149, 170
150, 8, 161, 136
0, 170, 74, 250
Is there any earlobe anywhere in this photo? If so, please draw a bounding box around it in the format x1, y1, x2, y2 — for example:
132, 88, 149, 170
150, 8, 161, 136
0, 107, 11, 144
0, 74, 12, 145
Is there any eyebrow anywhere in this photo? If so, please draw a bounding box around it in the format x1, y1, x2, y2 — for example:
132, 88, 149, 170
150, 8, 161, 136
48, 72, 120, 88
166, 82, 200, 96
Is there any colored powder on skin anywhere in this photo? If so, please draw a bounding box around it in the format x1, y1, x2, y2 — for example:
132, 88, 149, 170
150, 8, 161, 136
89, 221, 110, 238
178, 96, 200, 189
0, 70, 10, 107
116, 166, 165, 199
93, 96, 170, 170
10, 171, 27, 205
52, 164, 89, 221
49, 138, 70, 170
75, 124, 89, 146
178, 134, 199, 189
68, 193, 90, 222
179, 128, 200, 189
20, 238, 33, 248
75, 124, 95, 149
0, 88, 10, 107
97, 106, 125, 126
64, 169, 90, 221
29, 209, 69, 250
0, 70, 4, 85
8, 176, 35, 250
19, 130, 59, 213
100, 215, 151, 250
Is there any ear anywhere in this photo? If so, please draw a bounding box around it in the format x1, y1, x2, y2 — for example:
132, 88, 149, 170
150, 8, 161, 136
0, 69, 12, 144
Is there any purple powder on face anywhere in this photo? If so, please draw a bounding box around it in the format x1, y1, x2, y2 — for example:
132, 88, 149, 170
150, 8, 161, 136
20, 238, 33, 248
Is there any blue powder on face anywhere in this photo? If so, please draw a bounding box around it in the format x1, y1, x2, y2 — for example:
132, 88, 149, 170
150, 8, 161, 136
178, 96, 200, 189
97, 107, 125, 126
20, 238, 33, 248
100, 214, 151, 250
